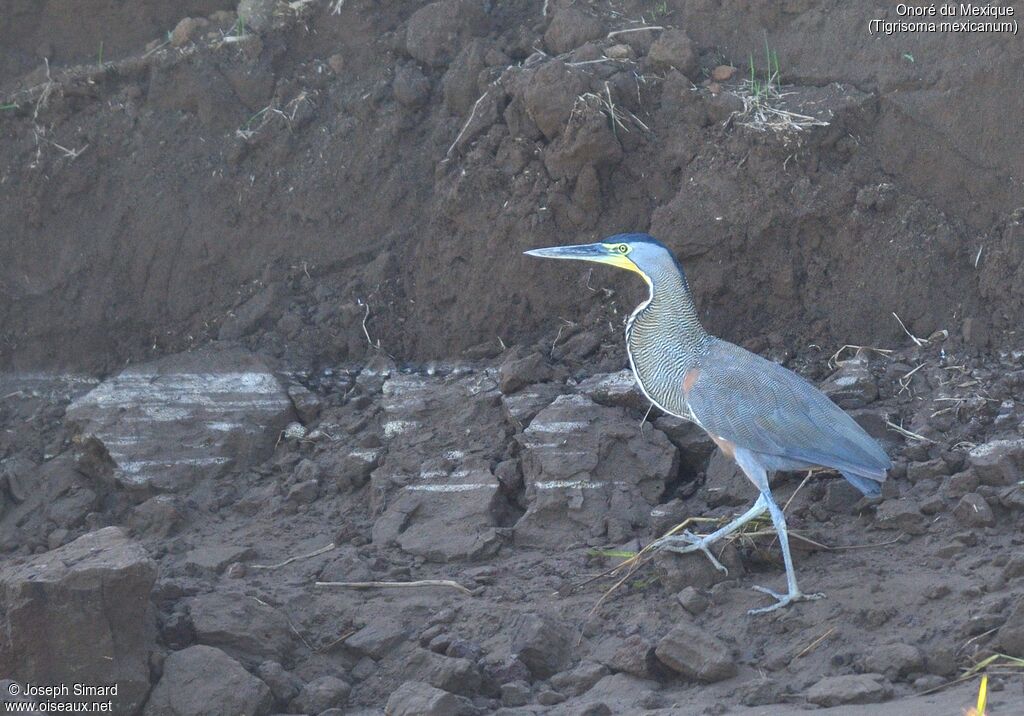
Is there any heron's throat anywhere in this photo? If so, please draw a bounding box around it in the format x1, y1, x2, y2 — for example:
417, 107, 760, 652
626, 266, 709, 415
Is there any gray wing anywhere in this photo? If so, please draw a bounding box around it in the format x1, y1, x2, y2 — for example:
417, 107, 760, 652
687, 339, 890, 481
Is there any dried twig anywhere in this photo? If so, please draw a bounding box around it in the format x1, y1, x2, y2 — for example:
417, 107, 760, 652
607, 26, 664, 39
446, 90, 489, 157
796, 626, 836, 659
251, 542, 336, 570
885, 420, 937, 444
315, 580, 475, 595
892, 311, 927, 347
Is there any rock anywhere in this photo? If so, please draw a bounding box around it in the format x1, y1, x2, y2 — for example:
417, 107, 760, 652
738, 677, 786, 706
499, 351, 555, 394
0, 527, 156, 714
370, 373, 507, 561
188, 591, 294, 666
710, 65, 737, 81
944, 471, 979, 499
860, 643, 925, 681
286, 479, 320, 504
407, 650, 481, 695
65, 348, 293, 493
596, 635, 658, 679
394, 64, 432, 108
823, 479, 862, 513
543, 107, 622, 180
184, 544, 253, 575
500, 680, 530, 707
257, 661, 303, 704
442, 40, 489, 115
805, 673, 891, 706
575, 370, 647, 411
511, 612, 574, 679
237, 0, 277, 32
906, 457, 950, 484
544, 7, 604, 54
346, 617, 410, 660
537, 689, 567, 705
654, 622, 736, 682
646, 29, 699, 78
953, 493, 996, 527
605, 44, 633, 60
967, 439, 1024, 486
704, 448, 752, 507
874, 499, 926, 535
523, 60, 587, 140
171, 17, 204, 48
501, 383, 564, 430
996, 598, 1024, 657
514, 394, 676, 548
676, 586, 710, 615
327, 53, 345, 73
287, 384, 322, 424
144, 645, 272, 716
324, 446, 382, 491
553, 328, 603, 362
550, 661, 609, 697
291, 675, 351, 714
384, 681, 474, 716
219, 284, 278, 340
821, 355, 878, 408
405, 0, 488, 67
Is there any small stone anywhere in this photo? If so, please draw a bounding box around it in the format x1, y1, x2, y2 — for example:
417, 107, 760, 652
257, 661, 303, 704
544, 7, 604, 54
860, 643, 924, 681
944, 471, 979, 498
511, 612, 574, 678
654, 623, 736, 682
145, 645, 272, 716
291, 675, 351, 714
500, 680, 530, 707
393, 65, 432, 107
237, 0, 276, 33
384, 681, 474, 716
823, 479, 862, 513
604, 44, 633, 60
710, 65, 737, 81
874, 499, 926, 535
1003, 554, 1024, 580
996, 598, 1024, 657
287, 384, 322, 424
346, 618, 409, 660
647, 29, 699, 78
906, 458, 949, 484
328, 53, 345, 74
676, 586, 709, 615
550, 661, 608, 697
286, 479, 320, 505
171, 17, 204, 47
537, 689, 567, 705
968, 439, 1024, 486
499, 352, 555, 394
953, 493, 996, 527
805, 673, 891, 706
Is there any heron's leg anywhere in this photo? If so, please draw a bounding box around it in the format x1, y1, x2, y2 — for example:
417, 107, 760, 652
651, 495, 767, 573
746, 488, 825, 615
728, 449, 824, 614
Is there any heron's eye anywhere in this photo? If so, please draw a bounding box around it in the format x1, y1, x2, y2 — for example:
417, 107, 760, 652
617, 244, 629, 254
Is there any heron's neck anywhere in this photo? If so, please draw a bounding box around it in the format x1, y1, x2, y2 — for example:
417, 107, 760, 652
629, 265, 710, 364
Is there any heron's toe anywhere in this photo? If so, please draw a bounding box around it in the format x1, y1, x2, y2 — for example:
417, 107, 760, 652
747, 586, 825, 615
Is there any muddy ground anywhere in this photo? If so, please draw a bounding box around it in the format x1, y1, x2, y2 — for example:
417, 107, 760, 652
1, 1, 1023, 714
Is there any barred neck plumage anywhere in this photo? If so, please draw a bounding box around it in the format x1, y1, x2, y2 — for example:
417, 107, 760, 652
625, 260, 710, 417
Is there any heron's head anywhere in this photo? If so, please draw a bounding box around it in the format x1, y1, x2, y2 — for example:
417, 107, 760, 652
524, 233, 679, 288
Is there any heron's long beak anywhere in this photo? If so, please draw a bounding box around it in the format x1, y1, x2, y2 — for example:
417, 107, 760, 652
524, 242, 615, 263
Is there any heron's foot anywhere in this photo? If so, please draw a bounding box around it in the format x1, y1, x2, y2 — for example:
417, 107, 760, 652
650, 531, 728, 574
747, 585, 826, 615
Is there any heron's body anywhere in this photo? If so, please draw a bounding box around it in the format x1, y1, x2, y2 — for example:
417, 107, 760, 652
526, 233, 890, 613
